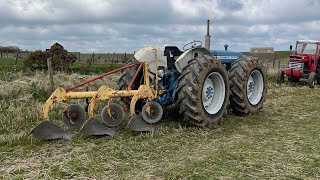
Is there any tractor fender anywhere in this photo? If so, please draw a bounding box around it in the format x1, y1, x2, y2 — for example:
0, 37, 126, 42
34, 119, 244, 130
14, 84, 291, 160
175, 47, 213, 73
134, 46, 167, 75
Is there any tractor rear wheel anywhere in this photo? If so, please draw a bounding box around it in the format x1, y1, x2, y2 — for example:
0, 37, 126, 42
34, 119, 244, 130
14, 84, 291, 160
229, 58, 266, 115
118, 58, 141, 92
117, 58, 143, 109
177, 56, 229, 127
308, 72, 317, 88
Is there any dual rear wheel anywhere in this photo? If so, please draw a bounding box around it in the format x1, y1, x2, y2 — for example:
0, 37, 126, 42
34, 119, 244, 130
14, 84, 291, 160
177, 56, 266, 127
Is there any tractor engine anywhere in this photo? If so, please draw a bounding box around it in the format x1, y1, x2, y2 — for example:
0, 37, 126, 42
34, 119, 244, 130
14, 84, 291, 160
285, 55, 307, 78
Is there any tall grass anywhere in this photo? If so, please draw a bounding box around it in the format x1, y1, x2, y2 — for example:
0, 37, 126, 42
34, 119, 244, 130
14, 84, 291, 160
1, 60, 320, 179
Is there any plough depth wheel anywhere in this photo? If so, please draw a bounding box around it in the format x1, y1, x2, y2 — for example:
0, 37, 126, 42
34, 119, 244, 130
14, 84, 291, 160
101, 103, 125, 127
141, 101, 163, 124
62, 104, 86, 129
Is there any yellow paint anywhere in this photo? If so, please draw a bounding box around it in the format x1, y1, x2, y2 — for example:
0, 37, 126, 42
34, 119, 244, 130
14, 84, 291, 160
41, 59, 166, 123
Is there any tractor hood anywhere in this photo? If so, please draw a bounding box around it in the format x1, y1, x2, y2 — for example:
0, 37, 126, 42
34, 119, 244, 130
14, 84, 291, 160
289, 54, 309, 63
210, 50, 243, 64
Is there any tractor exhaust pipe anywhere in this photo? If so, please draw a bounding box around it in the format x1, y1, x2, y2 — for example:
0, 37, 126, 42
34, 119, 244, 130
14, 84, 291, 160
205, 20, 211, 50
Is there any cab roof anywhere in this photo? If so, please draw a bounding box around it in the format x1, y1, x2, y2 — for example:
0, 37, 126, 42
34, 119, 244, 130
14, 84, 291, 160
297, 40, 320, 44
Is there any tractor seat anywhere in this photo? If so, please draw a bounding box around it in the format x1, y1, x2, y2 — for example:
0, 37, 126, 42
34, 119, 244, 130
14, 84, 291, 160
164, 46, 184, 69
164, 46, 184, 57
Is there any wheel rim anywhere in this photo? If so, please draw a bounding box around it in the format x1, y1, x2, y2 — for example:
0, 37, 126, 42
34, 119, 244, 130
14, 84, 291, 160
247, 70, 264, 105
201, 72, 225, 115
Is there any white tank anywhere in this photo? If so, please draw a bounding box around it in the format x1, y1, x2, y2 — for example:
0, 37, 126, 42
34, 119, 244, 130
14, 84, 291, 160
134, 46, 167, 76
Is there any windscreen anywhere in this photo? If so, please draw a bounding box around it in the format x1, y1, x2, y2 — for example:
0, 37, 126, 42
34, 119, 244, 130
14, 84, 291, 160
296, 42, 317, 54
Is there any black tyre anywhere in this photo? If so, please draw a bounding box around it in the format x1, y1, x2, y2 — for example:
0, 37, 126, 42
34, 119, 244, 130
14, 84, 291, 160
118, 58, 141, 91
177, 56, 230, 127
276, 70, 285, 84
229, 58, 266, 115
308, 72, 317, 88
117, 58, 143, 108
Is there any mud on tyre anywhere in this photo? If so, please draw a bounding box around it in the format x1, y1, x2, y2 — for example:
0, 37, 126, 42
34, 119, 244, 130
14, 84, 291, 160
229, 58, 266, 115
177, 56, 230, 127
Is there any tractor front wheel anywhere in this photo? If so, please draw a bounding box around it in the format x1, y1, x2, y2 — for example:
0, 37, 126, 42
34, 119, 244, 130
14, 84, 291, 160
288, 76, 300, 82
276, 70, 285, 84
229, 58, 266, 115
177, 56, 229, 127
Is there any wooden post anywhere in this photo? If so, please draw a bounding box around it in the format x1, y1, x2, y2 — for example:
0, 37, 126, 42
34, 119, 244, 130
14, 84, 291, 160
47, 57, 55, 91
112, 52, 115, 64
104, 53, 107, 63
124, 53, 127, 63
92, 52, 95, 64
78, 52, 81, 62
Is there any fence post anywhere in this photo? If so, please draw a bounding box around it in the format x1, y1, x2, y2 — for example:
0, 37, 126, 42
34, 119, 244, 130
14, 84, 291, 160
112, 52, 115, 64
47, 57, 55, 91
124, 53, 127, 63
78, 52, 81, 62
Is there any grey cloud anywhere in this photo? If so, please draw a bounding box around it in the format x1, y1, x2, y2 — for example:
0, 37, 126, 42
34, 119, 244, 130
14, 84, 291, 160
0, 0, 319, 53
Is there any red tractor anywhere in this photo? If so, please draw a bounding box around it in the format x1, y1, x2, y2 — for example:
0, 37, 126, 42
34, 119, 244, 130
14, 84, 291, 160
277, 40, 320, 88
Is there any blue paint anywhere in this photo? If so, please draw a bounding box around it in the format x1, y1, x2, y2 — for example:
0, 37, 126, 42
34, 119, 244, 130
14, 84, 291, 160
157, 69, 179, 106
210, 50, 243, 64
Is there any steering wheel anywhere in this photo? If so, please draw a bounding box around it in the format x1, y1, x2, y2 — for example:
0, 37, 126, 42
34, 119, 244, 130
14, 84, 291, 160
183, 41, 202, 51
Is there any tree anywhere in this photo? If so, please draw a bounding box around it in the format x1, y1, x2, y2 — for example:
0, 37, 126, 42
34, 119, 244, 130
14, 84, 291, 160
25, 43, 77, 71
25, 50, 48, 70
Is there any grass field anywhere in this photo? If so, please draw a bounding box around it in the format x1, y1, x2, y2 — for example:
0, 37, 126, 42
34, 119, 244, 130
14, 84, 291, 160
1, 58, 320, 179
0, 58, 123, 75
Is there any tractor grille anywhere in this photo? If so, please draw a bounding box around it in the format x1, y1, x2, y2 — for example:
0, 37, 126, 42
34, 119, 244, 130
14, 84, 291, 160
289, 62, 304, 71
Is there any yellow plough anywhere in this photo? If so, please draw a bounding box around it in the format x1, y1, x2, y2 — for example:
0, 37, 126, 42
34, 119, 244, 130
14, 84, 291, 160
31, 60, 164, 140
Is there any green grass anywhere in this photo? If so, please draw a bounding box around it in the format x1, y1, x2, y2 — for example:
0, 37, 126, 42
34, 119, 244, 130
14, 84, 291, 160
1, 66, 320, 179
69, 63, 123, 74
0, 58, 123, 75
0, 58, 28, 71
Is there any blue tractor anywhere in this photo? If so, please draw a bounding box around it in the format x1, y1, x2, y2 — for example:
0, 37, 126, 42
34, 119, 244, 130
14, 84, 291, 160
118, 41, 266, 130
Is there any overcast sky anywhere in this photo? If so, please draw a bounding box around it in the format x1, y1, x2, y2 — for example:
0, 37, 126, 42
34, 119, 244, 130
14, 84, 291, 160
0, 0, 319, 53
